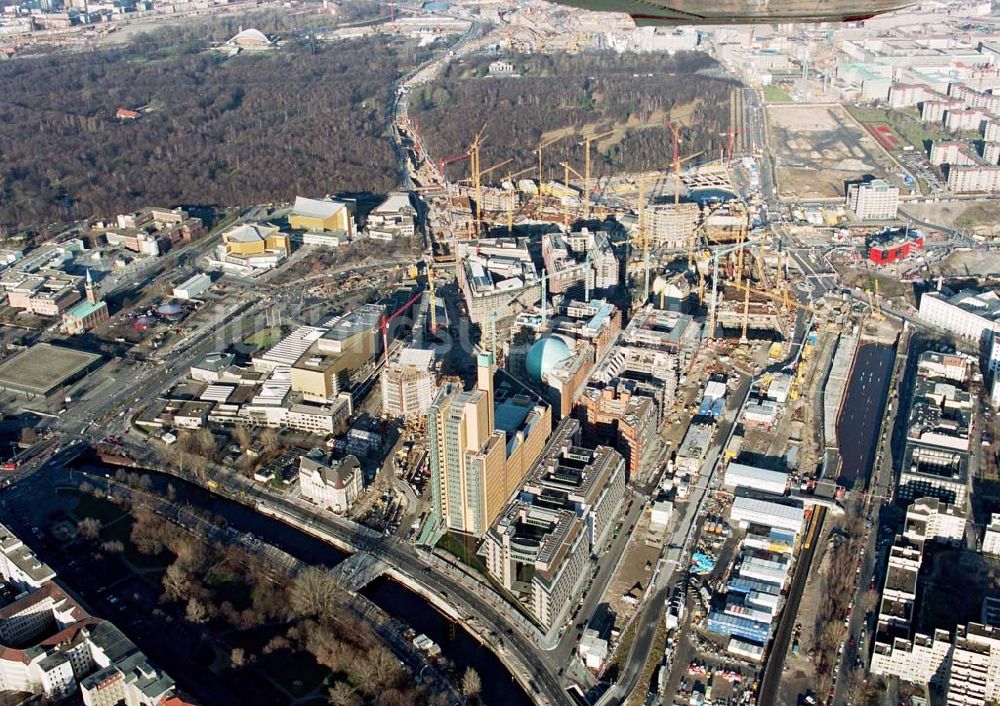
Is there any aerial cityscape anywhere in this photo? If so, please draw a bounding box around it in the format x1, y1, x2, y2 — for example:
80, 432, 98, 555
3, 0, 1000, 705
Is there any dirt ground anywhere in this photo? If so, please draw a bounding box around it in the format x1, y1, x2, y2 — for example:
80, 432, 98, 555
767, 104, 894, 200
602, 511, 665, 620
934, 249, 1000, 277
902, 200, 1000, 236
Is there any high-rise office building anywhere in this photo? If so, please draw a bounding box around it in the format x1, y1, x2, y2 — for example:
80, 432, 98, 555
430, 353, 551, 537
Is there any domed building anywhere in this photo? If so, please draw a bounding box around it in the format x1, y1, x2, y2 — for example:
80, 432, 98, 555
226, 28, 276, 52
525, 335, 572, 382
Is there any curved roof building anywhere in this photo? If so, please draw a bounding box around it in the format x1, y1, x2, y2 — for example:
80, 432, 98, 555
526, 335, 572, 381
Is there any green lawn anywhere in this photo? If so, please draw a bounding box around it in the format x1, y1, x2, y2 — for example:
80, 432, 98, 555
100, 517, 174, 569
763, 85, 792, 103
436, 532, 487, 575
261, 649, 329, 698
845, 105, 949, 152
69, 490, 129, 525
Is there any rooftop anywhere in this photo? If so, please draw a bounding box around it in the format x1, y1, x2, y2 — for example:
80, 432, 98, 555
293, 196, 349, 220
0, 343, 101, 396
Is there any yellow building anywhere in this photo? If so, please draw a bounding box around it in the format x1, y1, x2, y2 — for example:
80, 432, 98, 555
429, 353, 552, 538
289, 196, 354, 235
222, 223, 290, 256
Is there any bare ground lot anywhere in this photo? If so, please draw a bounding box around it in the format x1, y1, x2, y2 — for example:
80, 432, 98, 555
767, 104, 895, 200
902, 200, 1000, 237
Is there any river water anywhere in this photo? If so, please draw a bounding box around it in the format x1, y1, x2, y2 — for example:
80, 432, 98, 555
835, 343, 896, 490
72, 461, 533, 706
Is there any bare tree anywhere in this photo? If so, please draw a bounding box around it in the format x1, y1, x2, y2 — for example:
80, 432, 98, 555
461, 667, 481, 702
233, 425, 253, 450
185, 597, 209, 624
77, 517, 102, 541
290, 567, 342, 620
260, 427, 280, 453
19, 426, 38, 445
328, 682, 362, 706
163, 563, 193, 602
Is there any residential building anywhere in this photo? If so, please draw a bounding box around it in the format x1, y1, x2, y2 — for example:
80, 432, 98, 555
947, 165, 1000, 193
298, 452, 364, 513
983, 514, 1000, 557
898, 443, 968, 507
575, 383, 656, 477
846, 179, 899, 220
0, 522, 55, 592
919, 289, 1000, 370
903, 497, 966, 545
0, 581, 176, 705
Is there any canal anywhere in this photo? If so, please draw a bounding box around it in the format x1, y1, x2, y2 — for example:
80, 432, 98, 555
836, 342, 896, 490
70, 460, 533, 706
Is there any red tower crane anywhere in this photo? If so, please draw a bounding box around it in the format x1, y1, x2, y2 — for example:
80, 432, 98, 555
718, 128, 750, 165
380, 290, 425, 366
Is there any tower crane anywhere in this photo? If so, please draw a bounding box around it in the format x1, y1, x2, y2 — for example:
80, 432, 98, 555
534, 132, 571, 187
503, 166, 536, 234
559, 162, 584, 227
380, 289, 425, 367
717, 128, 750, 165
437, 152, 470, 186
663, 118, 706, 269
581, 129, 616, 221
473, 157, 513, 231
741, 280, 751, 344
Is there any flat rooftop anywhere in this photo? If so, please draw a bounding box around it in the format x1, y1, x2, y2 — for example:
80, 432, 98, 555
0, 342, 101, 396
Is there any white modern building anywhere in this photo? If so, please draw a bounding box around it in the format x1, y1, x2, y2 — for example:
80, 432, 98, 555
983, 514, 1000, 557
847, 179, 899, 220
722, 463, 789, 496
0, 522, 55, 592
171, 273, 212, 300
730, 497, 804, 534
919, 289, 1000, 371
903, 497, 966, 545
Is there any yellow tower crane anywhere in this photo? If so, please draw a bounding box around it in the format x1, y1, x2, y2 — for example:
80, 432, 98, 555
474, 157, 512, 231
503, 166, 535, 234
534, 132, 571, 187
559, 161, 584, 228
581, 129, 616, 221
741, 280, 751, 344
